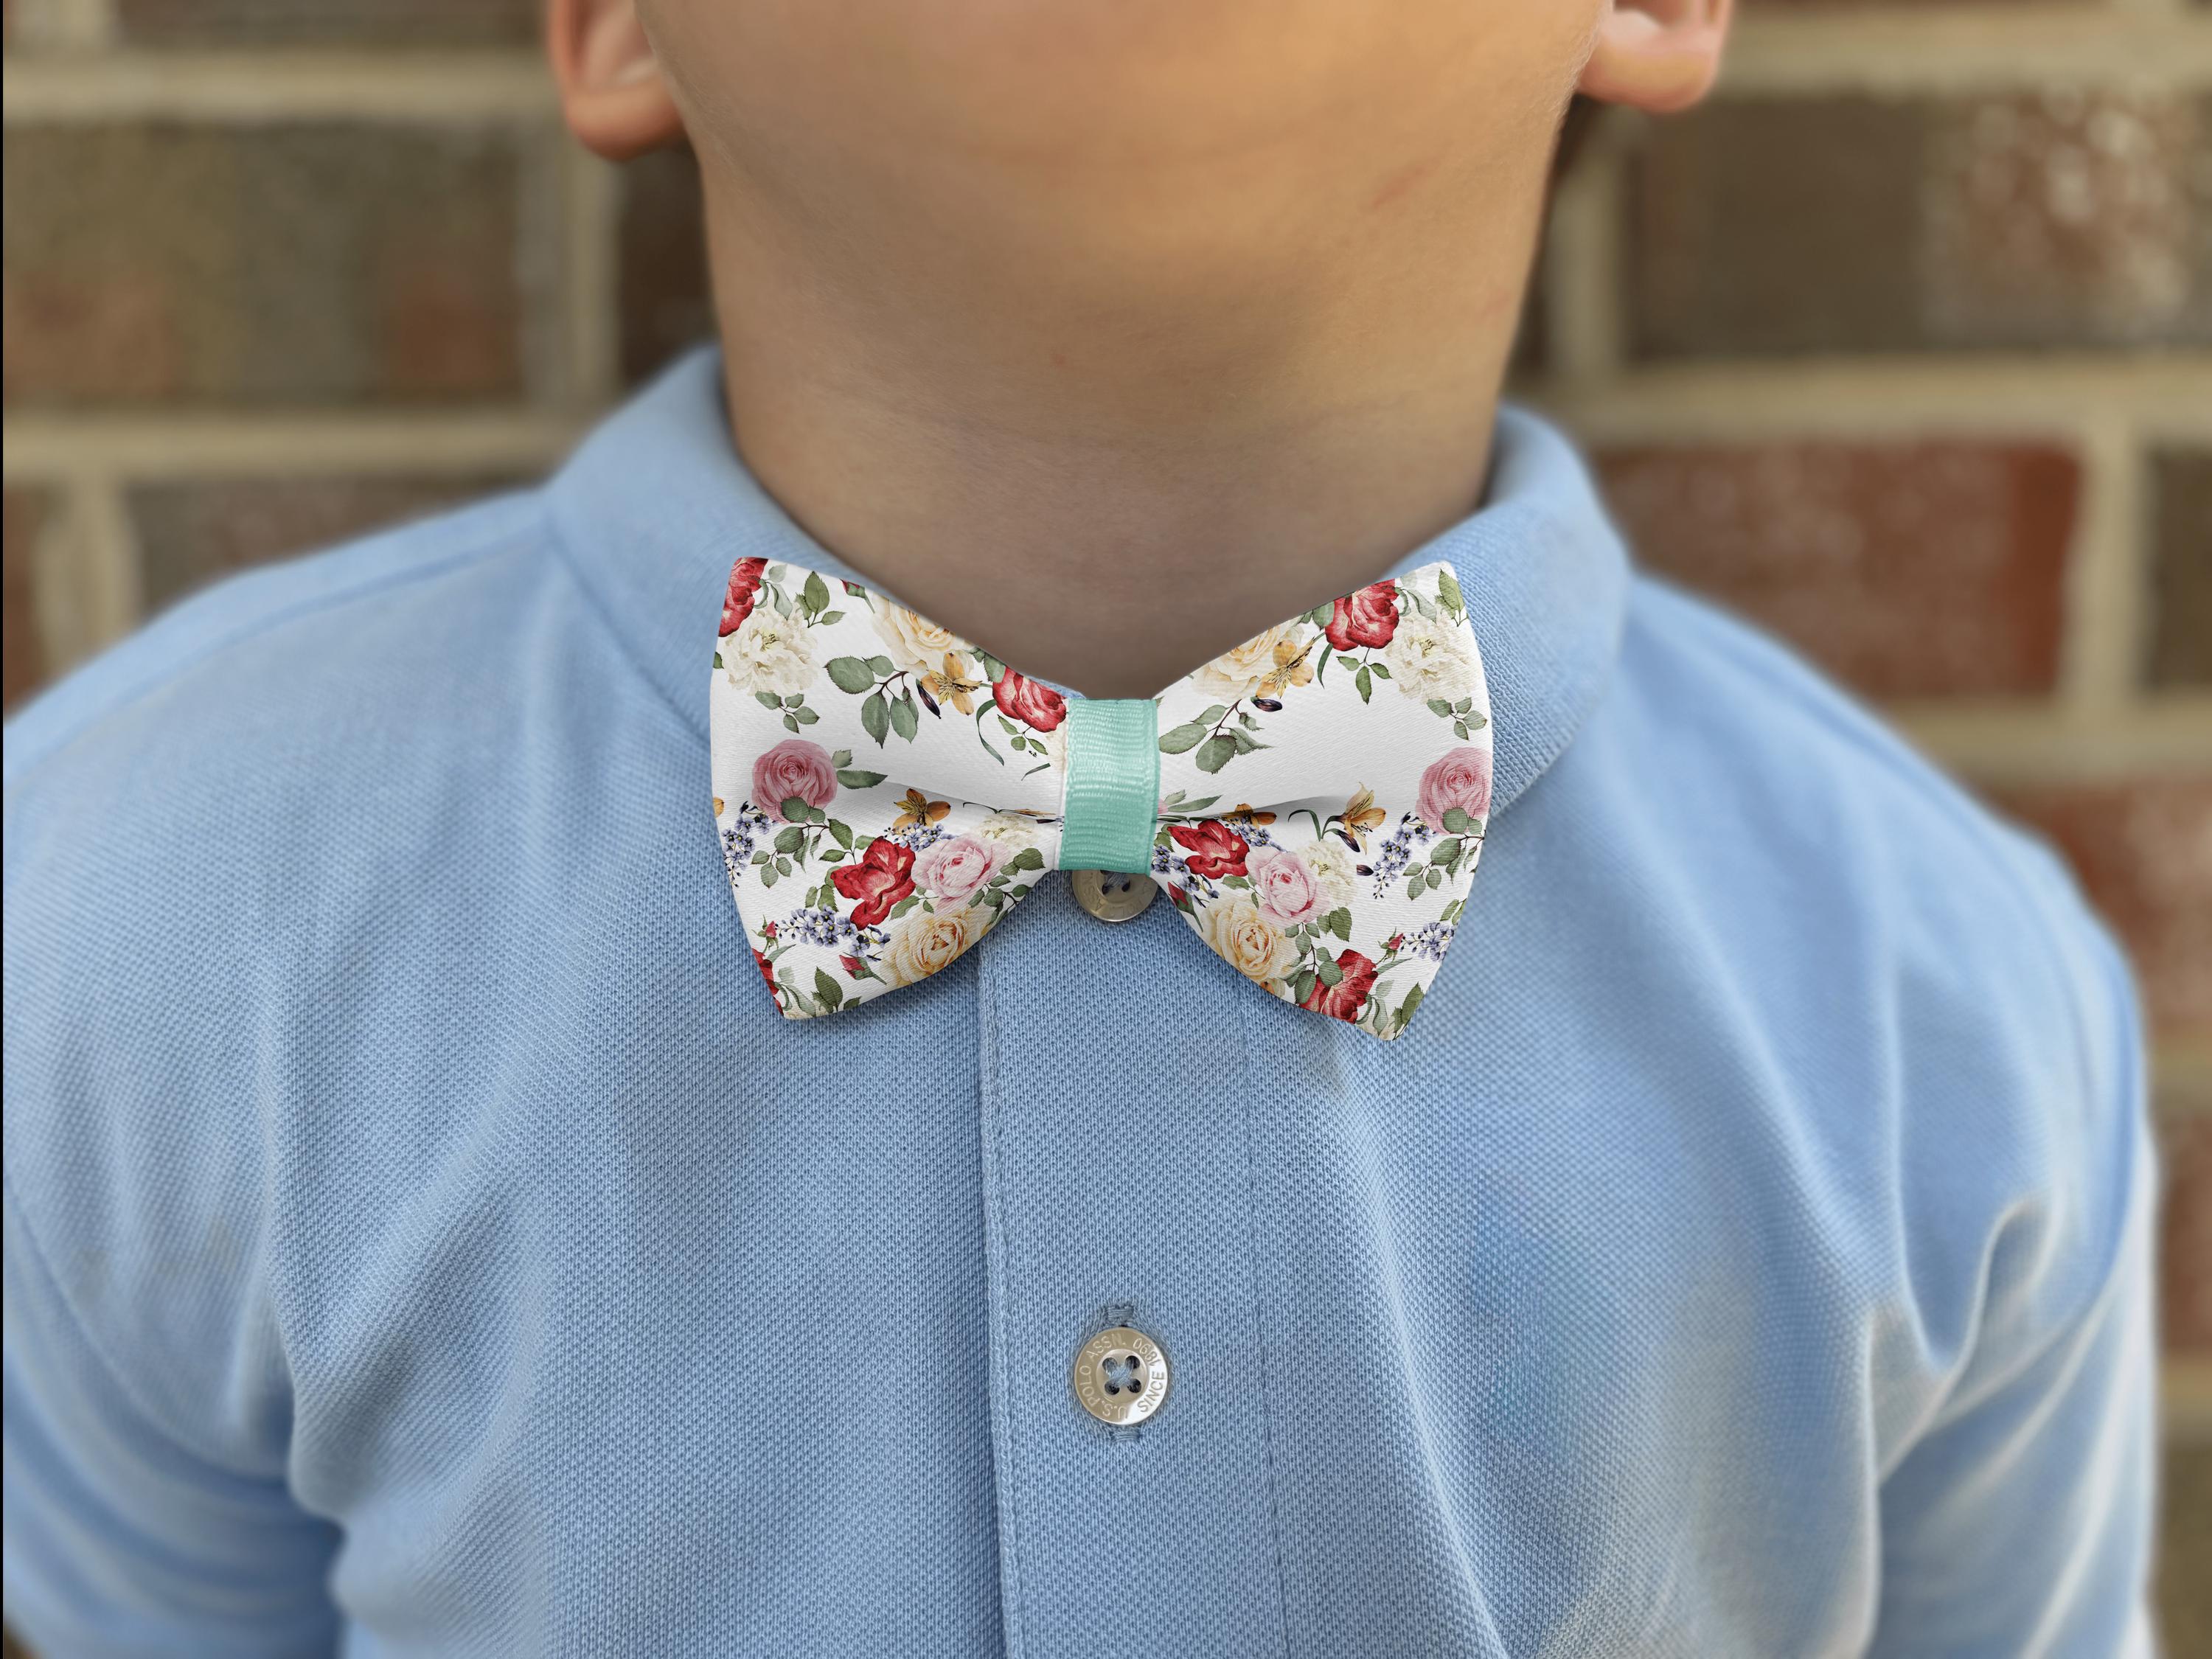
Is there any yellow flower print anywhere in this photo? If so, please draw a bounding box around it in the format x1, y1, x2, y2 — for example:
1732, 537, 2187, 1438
891, 789, 952, 833
1340, 787, 1388, 848
918, 651, 988, 717
1255, 636, 1315, 702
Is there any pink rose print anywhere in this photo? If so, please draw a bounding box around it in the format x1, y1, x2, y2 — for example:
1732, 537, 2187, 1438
1324, 581, 1399, 652
913, 835, 1006, 904
1169, 818, 1249, 880
992, 671, 1068, 732
832, 838, 917, 928
1416, 745, 1492, 832
1301, 949, 1377, 1023
720, 557, 768, 636
1246, 846, 1324, 925
753, 737, 839, 824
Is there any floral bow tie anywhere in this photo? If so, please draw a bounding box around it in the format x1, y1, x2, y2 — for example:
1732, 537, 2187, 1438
711, 557, 1491, 1040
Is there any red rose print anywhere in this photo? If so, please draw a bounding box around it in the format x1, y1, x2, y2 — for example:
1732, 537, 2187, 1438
992, 670, 1068, 732
720, 557, 768, 636
832, 837, 918, 928
1301, 949, 1378, 1023
753, 947, 782, 1006
1169, 818, 1249, 879
1324, 581, 1399, 652
838, 954, 865, 978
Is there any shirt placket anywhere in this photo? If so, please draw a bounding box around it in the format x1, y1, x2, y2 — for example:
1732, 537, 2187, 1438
975, 874, 1293, 1658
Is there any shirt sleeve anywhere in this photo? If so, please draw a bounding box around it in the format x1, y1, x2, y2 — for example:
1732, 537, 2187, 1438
4, 1180, 343, 1658
1866, 891, 2160, 1658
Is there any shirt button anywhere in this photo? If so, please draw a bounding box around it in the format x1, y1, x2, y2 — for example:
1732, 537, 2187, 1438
1069, 869, 1157, 924
1072, 1325, 1172, 1426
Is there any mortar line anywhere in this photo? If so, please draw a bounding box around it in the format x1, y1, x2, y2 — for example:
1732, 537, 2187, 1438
1893, 697, 2212, 782
2057, 411, 2147, 722
1524, 357, 2212, 438
32, 471, 143, 671
2, 413, 586, 481
3, 51, 556, 122
1542, 116, 1627, 388
560, 145, 626, 413
18, 0, 116, 52
2166, 1362, 2212, 1447
1722, 13, 2212, 92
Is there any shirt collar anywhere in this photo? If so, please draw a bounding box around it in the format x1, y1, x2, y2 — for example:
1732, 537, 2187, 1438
549, 347, 1628, 818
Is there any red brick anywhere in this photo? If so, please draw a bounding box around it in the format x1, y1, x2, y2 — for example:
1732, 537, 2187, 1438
2149, 449, 2212, 691
3, 125, 529, 407
618, 148, 714, 387
1595, 441, 2076, 700
1991, 777, 2212, 1041
1631, 97, 1925, 356
129, 474, 526, 612
1925, 92, 2211, 349
1629, 93, 2212, 355
2162, 1106, 2212, 1360
112, 0, 535, 44
2, 487, 54, 713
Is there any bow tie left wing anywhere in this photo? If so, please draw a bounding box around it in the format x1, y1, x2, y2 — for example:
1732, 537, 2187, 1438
710, 559, 1066, 1020
1148, 560, 1492, 1040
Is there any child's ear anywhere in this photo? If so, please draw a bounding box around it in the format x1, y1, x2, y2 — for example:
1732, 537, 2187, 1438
548, 0, 684, 161
1578, 0, 1733, 116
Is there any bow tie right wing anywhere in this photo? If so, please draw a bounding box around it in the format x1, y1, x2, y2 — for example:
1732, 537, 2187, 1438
1148, 560, 1492, 1041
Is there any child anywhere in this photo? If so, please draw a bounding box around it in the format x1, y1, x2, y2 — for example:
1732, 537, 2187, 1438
4, 1, 2155, 1653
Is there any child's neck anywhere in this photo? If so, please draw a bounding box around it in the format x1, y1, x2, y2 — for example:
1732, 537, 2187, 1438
706, 204, 1525, 698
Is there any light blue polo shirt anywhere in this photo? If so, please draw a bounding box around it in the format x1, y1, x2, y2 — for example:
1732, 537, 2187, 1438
4, 349, 2157, 1657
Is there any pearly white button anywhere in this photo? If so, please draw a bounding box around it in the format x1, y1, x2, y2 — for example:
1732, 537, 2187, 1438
1069, 869, 1158, 924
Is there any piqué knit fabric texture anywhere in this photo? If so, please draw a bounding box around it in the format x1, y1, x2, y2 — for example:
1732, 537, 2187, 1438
3, 349, 2157, 1657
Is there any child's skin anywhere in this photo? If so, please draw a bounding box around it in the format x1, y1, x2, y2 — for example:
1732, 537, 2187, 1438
547, 0, 1731, 697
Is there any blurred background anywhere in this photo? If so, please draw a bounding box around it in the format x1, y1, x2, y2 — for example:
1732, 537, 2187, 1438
2, 0, 2208, 1648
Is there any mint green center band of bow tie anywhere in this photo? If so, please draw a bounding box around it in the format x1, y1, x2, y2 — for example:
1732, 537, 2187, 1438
1058, 698, 1161, 874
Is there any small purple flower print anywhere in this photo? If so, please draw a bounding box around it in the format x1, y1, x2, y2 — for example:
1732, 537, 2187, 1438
1411, 919, 1454, 961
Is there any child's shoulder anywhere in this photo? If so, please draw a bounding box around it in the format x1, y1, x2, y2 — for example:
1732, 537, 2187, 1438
4, 487, 552, 793
1622, 569, 2083, 908
2, 484, 597, 1040
1613, 569, 2138, 1149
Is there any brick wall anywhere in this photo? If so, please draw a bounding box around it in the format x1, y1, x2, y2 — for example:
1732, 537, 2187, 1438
4, 0, 2209, 1642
